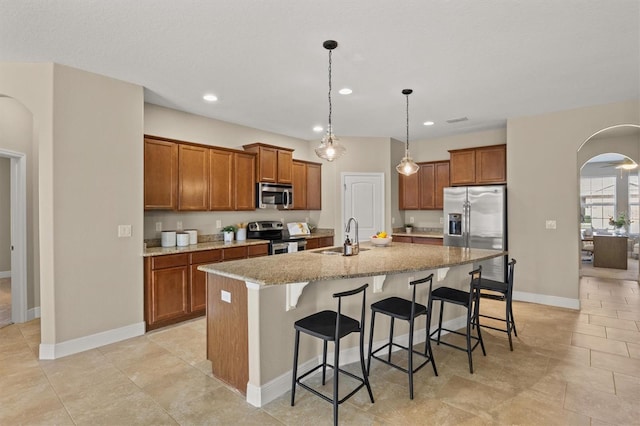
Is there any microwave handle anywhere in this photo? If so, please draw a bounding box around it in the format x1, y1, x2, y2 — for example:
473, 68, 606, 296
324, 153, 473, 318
284, 189, 291, 209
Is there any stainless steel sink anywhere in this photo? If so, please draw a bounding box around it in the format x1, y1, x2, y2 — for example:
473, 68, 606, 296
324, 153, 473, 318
313, 247, 370, 255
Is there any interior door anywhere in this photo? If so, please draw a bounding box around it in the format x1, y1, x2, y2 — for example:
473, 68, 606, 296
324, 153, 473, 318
342, 173, 384, 243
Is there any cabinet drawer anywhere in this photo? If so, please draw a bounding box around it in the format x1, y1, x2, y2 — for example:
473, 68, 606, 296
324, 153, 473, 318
248, 244, 269, 258
223, 246, 248, 261
393, 236, 413, 243
412, 237, 443, 246
190, 249, 222, 264
151, 253, 189, 270
318, 237, 334, 248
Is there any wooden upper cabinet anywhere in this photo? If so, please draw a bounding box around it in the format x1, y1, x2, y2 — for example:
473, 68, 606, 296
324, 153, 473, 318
306, 162, 322, 210
419, 163, 436, 209
399, 171, 420, 210
449, 144, 506, 186
292, 161, 307, 210
476, 145, 506, 184
434, 161, 450, 209
234, 152, 256, 210
178, 144, 210, 210
243, 143, 294, 183
399, 160, 449, 210
144, 138, 178, 210
209, 148, 234, 210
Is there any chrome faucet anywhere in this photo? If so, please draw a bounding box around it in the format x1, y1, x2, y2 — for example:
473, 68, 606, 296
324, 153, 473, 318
345, 217, 359, 255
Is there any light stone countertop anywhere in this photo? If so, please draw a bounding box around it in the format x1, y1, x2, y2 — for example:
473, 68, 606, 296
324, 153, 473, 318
143, 239, 269, 257
198, 242, 505, 285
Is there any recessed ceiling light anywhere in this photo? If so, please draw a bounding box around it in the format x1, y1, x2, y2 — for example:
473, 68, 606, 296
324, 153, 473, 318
313, 126, 324, 132
338, 88, 352, 95
423, 121, 435, 126
203, 94, 218, 102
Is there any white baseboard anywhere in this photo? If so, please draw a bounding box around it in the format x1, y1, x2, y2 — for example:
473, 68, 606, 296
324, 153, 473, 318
513, 291, 580, 310
246, 315, 467, 408
39, 321, 145, 360
0, 271, 10, 279
27, 306, 40, 321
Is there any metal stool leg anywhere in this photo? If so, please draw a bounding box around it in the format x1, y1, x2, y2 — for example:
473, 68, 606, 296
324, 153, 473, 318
387, 317, 395, 362
367, 311, 376, 375
291, 330, 300, 406
333, 339, 340, 426
322, 340, 328, 385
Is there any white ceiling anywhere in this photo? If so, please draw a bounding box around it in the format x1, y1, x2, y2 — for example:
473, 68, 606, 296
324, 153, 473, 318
1, 1, 638, 142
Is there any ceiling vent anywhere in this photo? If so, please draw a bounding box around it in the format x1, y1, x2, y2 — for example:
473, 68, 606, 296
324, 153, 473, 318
446, 116, 469, 124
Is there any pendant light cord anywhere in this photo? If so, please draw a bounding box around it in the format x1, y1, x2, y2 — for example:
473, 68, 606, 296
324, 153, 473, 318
405, 92, 410, 153
327, 49, 333, 135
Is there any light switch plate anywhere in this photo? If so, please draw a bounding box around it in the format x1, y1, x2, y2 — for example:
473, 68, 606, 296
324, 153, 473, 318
216, 220, 222, 229
155, 222, 162, 232
176, 221, 183, 231
545, 220, 557, 229
410, 217, 415, 224
221, 290, 231, 303
118, 225, 132, 238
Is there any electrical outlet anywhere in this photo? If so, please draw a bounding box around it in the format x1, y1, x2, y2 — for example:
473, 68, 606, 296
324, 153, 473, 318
440, 217, 444, 224
216, 220, 222, 229
280, 217, 284, 224
221, 290, 231, 303
392, 217, 396, 224
118, 225, 132, 238
155, 222, 162, 232
545, 220, 557, 230
176, 221, 183, 231
410, 217, 415, 224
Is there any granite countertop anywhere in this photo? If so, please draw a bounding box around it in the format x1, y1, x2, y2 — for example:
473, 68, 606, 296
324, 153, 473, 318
198, 242, 504, 285
143, 229, 335, 257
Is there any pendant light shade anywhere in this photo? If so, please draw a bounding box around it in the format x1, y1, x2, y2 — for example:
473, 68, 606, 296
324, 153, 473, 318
315, 40, 346, 162
396, 89, 419, 176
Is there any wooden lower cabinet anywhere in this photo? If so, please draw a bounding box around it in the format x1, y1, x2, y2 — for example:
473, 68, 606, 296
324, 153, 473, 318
306, 236, 335, 250
393, 235, 443, 245
145, 243, 269, 331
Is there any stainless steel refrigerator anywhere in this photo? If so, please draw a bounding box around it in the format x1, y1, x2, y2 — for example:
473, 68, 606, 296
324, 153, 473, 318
443, 185, 507, 281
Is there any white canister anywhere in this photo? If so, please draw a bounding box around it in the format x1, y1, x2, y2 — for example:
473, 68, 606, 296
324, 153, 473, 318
236, 228, 247, 241
185, 229, 198, 245
176, 232, 190, 247
161, 231, 177, 247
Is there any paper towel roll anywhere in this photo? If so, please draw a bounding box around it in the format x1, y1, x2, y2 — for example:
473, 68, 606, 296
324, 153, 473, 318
161, 231, 176, 247
176, 232, 190, 247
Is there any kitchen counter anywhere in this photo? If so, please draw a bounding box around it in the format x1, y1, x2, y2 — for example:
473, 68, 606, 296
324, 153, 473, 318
143, 239, 269, 257
199, 241, 499, 285
201, 241, 505, 406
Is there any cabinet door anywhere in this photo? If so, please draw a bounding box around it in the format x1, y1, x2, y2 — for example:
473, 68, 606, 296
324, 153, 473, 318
178, 144, 210, 210
318, 236, 334, 248
144, 139, 177, 210
306, 163, 322, 210
248, 243, 269, 258
399, 172, 419, 210
277, 149, 293, 184
306, 238, 319, 250
393, 235, 413, 243
150, 266, 189, 324
257, 146, 277, 182
476, 145, 506, 184
234, 152, 256, 210
412, 237, 443, 246
292, 161, 307, 210
190, 263, 208, 313
209, 149, 234, 210
449, 149, 476, 186
434, 161, 450, 209
419, 163, 435, 209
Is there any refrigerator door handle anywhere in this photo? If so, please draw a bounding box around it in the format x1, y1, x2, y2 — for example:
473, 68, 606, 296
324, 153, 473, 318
463, 200, 470, 248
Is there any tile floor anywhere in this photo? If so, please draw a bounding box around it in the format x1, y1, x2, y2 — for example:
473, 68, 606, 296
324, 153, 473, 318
1, 276, 639, 425
0, 277, 11, 327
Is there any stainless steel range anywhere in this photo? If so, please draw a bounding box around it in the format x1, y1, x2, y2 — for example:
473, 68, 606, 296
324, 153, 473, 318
247, 221, 307, 255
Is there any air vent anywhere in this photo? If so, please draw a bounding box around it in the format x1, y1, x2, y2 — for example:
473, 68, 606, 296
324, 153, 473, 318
446, 117, 469, 124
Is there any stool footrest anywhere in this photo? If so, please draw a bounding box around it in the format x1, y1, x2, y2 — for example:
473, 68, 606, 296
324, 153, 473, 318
429, 327, 483, 353
370, 342, 434, 375
295, 363, 368, 405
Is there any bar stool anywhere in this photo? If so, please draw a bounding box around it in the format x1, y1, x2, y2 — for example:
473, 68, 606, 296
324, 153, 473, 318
367, 274, 438, 399
291, 283, 374, 426
478, 258, 517, 350
429, 267, 485, 374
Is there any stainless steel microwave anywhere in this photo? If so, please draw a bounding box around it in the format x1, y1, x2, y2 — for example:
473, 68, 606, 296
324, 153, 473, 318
256, 182, 293, 209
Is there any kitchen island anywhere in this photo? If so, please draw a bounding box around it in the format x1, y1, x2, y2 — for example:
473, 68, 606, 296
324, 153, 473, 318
199, 242, 505, 407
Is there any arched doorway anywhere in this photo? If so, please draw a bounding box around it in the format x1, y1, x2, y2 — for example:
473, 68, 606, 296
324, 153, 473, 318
577, 125, 640, 282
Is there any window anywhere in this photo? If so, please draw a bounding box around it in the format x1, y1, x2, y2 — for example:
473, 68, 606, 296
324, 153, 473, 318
580, 176, 616, 230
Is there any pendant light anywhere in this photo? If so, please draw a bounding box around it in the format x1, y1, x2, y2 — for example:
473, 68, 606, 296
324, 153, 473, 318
315, 40, 346, 162
396, 89, 419, 176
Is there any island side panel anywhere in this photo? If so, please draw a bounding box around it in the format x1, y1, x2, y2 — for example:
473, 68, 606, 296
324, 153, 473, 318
207, 274, 248, 394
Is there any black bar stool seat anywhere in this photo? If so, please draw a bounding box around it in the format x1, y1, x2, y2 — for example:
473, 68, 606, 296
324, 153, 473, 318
294, 311, 360, 341
478, 258, 517, 350
367, 274, 437, 399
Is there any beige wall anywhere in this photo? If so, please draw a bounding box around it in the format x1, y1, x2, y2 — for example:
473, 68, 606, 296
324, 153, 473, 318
0, 157, 9, 272
508, 100, 639, 302
52, 65, 144, 342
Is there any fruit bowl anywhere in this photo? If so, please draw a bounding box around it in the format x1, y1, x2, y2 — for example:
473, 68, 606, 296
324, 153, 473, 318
370, 236, 392, 246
